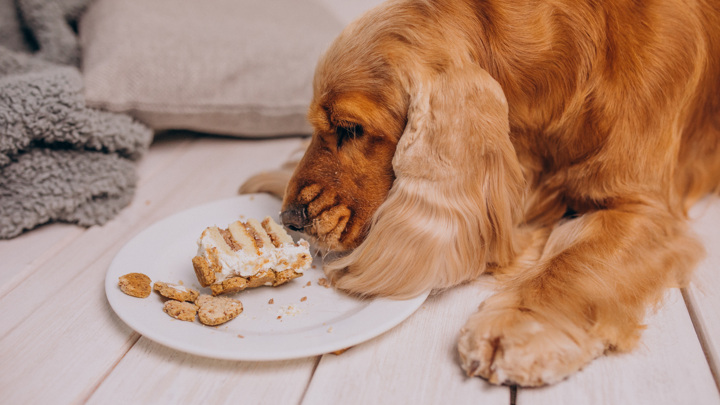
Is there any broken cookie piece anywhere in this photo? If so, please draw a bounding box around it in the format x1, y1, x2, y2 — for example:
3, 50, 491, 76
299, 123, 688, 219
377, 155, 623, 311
163, 300, 198, 322
196, 294, 244, 326
192, 216, 312, 296
118, 273, 152, 298
153, 281, 199, 302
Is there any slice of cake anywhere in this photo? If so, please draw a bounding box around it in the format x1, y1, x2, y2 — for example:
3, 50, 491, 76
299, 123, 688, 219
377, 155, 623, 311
192, 216, 312, 295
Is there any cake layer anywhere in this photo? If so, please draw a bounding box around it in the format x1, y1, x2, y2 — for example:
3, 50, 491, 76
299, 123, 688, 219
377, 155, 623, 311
192, 216, 311, 293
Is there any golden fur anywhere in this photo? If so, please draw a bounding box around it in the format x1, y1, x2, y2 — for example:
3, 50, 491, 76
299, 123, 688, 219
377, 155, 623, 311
242, 0, 720, 386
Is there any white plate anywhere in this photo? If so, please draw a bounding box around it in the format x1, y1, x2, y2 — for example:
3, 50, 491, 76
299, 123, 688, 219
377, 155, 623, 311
105, 194, 429, 361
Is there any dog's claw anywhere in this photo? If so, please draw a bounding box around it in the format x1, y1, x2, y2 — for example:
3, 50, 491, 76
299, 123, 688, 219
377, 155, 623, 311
458, 304, 605, 386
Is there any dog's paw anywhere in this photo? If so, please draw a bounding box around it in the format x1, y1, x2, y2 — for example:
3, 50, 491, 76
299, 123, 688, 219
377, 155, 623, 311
238, 170, 292, 198
457, 302, 604, 386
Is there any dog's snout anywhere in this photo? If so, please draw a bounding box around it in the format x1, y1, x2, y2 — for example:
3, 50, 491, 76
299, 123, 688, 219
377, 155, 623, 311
281, 205, 309, 231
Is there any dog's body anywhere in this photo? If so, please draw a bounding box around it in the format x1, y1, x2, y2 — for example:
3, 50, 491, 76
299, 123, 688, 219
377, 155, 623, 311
245, 0, 720, 386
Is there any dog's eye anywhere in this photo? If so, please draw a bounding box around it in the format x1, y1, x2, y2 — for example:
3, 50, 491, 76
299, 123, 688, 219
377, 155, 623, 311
336, 123, 364, 148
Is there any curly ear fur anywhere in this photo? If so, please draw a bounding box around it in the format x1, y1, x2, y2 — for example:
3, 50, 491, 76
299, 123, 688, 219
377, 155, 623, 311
325, 66, 525, 298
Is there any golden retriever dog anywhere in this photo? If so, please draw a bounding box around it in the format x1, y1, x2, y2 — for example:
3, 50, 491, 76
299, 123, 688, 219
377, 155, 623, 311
241, 0, 720, 386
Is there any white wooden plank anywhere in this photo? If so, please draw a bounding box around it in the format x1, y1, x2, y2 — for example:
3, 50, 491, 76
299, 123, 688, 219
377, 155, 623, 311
302, 277, 510, 405
517, 289, 720, 405
315, 0, 386, 25
686, 196, 720, 387
0, 270, 142, 404
132, 132, 195, 187
0, 137, 305, 403
87, 337, 316, 405
0, 223, 82, 292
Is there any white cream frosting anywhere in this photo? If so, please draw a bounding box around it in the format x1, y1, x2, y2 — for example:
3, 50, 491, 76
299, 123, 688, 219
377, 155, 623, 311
196, 230, 311, 283
168, 284, 188, 293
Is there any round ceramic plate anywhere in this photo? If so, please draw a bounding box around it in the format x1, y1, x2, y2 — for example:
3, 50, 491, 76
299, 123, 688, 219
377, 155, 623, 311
105, 194, 429, 360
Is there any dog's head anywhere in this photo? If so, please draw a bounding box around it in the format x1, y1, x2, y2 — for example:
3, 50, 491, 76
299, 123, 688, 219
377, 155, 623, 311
280, 14, 409, 252
281, 3, 525, 296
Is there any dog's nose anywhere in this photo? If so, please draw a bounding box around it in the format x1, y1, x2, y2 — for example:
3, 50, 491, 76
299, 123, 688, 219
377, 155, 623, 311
281, 205, 309, 232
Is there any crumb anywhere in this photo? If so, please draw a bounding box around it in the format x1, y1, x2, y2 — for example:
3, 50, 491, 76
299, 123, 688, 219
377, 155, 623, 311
318, 278, 330, 288
303, 281, 311, 288
178, 280, 184, 286
277, 315, 282, 320
145, 200, 151, 205
239, 215, 245, 219
327, 327, 333, 333
118, 273, 152, 298
331, 348, 350, 355
278, 305, 302, 317
312, 265, 317, 269
249, 196, 255, 201
268, 298, 274, 304
238, 334, 244, 338
300, 296, 307, 302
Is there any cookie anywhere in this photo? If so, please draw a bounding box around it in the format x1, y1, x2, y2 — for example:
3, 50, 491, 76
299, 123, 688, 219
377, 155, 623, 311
192, 255, 216, 287
196, 294, 244, 326
153, 281, 199, 302
274, 269, 302, 286
245, 269, 276, 289
118, 273, 152, 298
163, 300, 198, 322
209, 277, 248, 296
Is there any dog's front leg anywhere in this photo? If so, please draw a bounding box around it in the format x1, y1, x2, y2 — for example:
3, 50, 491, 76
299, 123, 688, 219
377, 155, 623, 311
458, 200, 703, 386
238, 140, 310, 199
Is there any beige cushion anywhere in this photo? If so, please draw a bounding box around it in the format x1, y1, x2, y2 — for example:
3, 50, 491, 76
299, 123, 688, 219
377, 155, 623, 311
79, 0, 358, 136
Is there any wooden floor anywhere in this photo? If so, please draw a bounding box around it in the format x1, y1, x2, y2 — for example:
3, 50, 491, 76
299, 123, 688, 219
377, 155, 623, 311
1, 133, 719, 404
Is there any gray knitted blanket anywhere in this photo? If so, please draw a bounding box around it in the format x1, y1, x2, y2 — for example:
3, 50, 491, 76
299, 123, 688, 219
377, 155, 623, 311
0, 0, 152, 239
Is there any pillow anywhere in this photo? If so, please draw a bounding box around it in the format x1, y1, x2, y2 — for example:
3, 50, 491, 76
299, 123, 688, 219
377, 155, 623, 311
80, 0, 381, 136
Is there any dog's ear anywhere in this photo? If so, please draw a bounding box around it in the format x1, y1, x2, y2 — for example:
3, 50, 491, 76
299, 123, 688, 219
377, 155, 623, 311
324, 65, 525, 298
